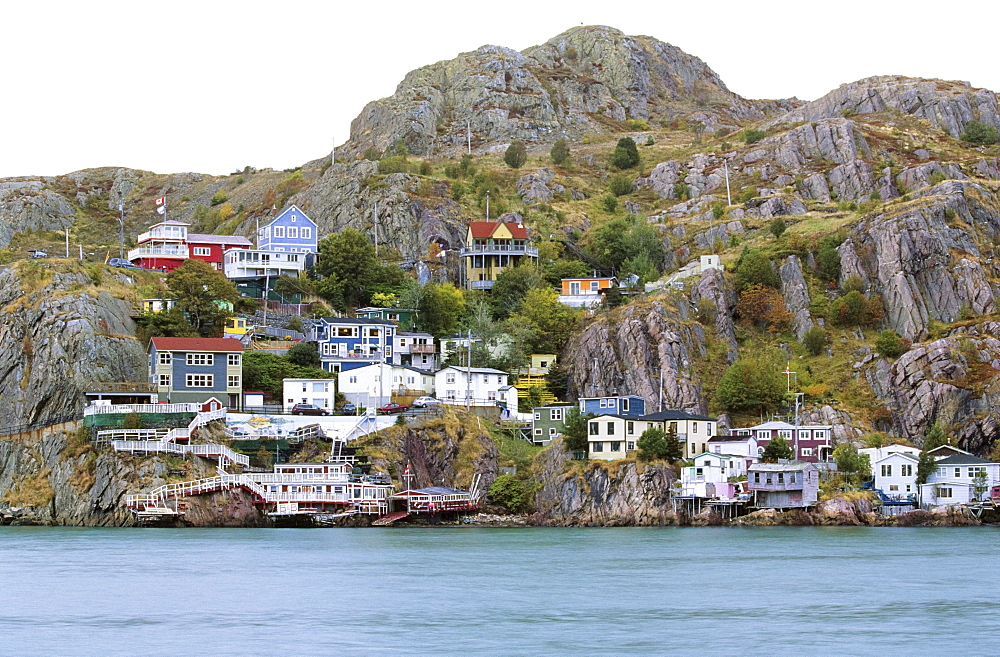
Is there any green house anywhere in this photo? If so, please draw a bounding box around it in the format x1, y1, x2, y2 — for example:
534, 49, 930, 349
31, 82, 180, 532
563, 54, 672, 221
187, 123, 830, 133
531, 402, 576, 446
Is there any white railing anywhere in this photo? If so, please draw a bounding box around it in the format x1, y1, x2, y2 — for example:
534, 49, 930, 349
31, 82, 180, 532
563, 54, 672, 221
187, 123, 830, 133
127, 245, 189, 260
85, 403, 200, 417
111, 440, 250, 467
97, 428, 169, 442
460, 244, 539, 257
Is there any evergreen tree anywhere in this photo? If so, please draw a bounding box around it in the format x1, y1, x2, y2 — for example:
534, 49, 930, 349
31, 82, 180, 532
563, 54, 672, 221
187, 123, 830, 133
610, 137, 640, 169
504, 140, 528, 169
166, 259, 238, 337
561, 408, 591, 452
761, 436, 794, 462
550, 138, 570, 165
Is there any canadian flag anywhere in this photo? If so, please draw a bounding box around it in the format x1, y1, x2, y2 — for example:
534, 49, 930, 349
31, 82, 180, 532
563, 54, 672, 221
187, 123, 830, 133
403, 462, 411, 476
154, 196, 165, 206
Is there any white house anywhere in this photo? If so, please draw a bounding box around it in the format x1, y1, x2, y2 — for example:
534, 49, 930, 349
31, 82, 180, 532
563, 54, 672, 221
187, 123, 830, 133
434, 367, 509, 406
391, 365, 435, 396
859, 444, 921, 474
920, 454, 1000, 506
338, 363, 395, 408
586, 414, 648, 459
872, 452, 919, 500
707, 434, 759, 468
282, 378, 336, 412
641, 410, 718, 458
679, 452, 747, 499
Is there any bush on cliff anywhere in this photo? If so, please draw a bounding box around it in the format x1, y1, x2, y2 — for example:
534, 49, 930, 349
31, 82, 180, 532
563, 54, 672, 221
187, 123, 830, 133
488, 474, 530, 512
637, 427, 683, 462
715, 351, 786, 414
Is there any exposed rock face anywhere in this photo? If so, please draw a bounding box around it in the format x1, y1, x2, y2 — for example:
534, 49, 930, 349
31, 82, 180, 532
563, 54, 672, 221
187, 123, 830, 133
532, 440, 678, 526
779, 255, 814, 340
340, 26, 763, 159
0, 263, 146, 425
562, 292, 712, 413
0, 181, 75, 248
690, 268, 738, 363
770, 76, 1000, 138
838, 181, 1000, 340
518, 167, 565, 204
745, 118, 870, 170
865, 324, 1000, 453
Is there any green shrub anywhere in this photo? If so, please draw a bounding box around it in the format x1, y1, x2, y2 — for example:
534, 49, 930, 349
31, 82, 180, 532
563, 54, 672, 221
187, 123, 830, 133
733, 246, 780, 291
803, 325, 826, 356
210, 190, 228, 206
816, 234, 844, 282
769, 218, 786, 239
831, 291, 883, 327
737, 187, 758, 204
673, 182, 690, 200
875, 329, 909, 358
610, 137, 640, 169
712, 202, 726, 220
602, 195, 619, 213
609, 176, 635, 197
122, 413, 143, 430
716, 351, 786, 413
488, 474, 530, 512
740, 128, 767, 145
550, 139, 570, 165
504, 140, 528, 169
960, 120, 1000, 145
637, 427, 682, 462
645, 136, 655, 146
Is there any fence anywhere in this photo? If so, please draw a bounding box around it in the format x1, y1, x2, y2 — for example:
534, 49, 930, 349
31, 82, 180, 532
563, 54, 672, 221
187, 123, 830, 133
0, 415, 80, 437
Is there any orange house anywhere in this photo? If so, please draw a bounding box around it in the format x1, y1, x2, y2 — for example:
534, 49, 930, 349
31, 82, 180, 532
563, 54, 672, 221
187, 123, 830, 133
558, 276, 619, 307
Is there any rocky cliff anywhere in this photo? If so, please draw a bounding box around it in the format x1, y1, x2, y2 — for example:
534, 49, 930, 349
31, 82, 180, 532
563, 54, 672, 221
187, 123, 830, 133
340, 26, 770, 159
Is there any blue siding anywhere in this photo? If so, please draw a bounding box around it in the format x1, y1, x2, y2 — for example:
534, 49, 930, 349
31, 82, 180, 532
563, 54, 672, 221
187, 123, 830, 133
579, 396, 645, 417
257, 204, 318, 253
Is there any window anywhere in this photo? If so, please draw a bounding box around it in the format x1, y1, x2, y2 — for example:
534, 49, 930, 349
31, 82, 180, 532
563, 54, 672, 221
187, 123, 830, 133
301, 227, 312, 239
626, 442, 635, 451
753, 472, 761, 483
551, 409, 563, 422
814, 430, 827, 440
158, 352, 171, 365
534, 428, 543, 436
970, 466, 986, 477
611, 441, 621, 452
627, 421, 634, 435
488, 391, 497, 401
192, 247, 211, 256
589, 422, 599, 436
312, 382, 327, 393
186, 374, 213, 387
692, 422, 698, 434
549, 427, 557, 436
290, 215, 297, 222
592, 442, 604, 453
607, 422, 615, 435
228, 375, 240, 388
778, 472, 785, 483
186, 353, 213, 366
446, 373, 455, 384
337, 327, 356, 337
274, 226, 285, 238
778, 430, 792, 440
801, 448, 814, 456
889, 485, 899, 491
158, 374, 170, 387
288, 226, 298, 239
938, 487, 953, 498
590, 280, 599, 291
901, 464, 913, 477
228, 354, 241, 366
534, 412, 541, 421
789, 473, 796, 484
621, 398, 629, 412
599, 399, 608, 408
881, 464, 892, 477
954, 468, 962, 478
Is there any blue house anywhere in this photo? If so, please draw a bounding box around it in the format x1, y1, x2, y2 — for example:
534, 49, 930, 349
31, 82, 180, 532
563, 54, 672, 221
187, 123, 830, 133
148, 337, 245, 409
578, 395, 645, 417
257, 204, 318, 253
311, 317, 396, 373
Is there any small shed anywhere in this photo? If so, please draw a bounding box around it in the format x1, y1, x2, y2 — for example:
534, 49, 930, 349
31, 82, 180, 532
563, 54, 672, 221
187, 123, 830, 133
748, 461, 819, 509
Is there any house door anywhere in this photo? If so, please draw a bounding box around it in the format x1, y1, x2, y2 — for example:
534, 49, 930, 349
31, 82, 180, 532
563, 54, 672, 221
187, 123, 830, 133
570, 282, 581, 294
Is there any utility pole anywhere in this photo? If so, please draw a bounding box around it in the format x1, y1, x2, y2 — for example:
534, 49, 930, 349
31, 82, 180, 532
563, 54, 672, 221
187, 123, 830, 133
724, 159, 732, 207
118, 202, 126, 259
467, 121, 471, 155
485, 190, 490, 222
65, 228, 69, 258
466, 329, 472, 411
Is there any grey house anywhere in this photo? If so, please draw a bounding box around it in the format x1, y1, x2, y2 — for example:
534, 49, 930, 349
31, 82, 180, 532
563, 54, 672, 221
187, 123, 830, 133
149, 337, 244, 409
748, 461, 819, 509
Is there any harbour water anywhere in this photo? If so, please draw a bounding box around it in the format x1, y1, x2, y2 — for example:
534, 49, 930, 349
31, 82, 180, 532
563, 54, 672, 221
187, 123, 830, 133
2, 526, 998, 656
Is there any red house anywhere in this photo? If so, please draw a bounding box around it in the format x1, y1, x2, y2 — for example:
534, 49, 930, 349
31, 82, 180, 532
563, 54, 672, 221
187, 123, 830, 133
128, 220, 251, 272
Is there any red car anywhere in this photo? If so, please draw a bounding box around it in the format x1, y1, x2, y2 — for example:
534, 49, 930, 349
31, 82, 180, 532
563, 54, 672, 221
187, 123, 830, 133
378, 402, 408, 414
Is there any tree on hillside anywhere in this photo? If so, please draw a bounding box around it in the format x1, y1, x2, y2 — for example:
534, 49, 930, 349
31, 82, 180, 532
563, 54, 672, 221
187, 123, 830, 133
736, 285, 792, 333
490, 265, 545, 319
508, 287, 581, 355
561, 409, 591, 452
550, 139, 570, 165
166, 259, 239, 337
286, 341, 321, 368
761, 436, 794, 462
732, 246, 780, 291
504, 140, 528, 169
584, 215, 664, 274
417, 282, 466, 338
833, 443, 871, 486
242, 351, 333, 397
313, 229, 406, 310
610, 137, 640, 169
960, 120, 1000, 145
916, 423, 951, 485
715, 351, 786, 414
637, 426, 683, 462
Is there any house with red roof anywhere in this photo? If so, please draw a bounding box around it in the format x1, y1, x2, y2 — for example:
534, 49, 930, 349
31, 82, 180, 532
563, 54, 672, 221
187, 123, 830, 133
149, 337, 245, 408
128, 220, 252, 272
460, 220, 537, 290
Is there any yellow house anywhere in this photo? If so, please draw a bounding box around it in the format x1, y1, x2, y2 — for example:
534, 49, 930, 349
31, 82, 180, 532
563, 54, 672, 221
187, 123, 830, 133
516, 354, 557, 404
461, 221, 538, 290
224, 317, 249, 337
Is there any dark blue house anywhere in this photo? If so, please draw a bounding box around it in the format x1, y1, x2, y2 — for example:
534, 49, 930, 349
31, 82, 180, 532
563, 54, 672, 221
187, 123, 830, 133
311, 317, 396, 373
148, 337, 245, 408
257, 204, 318, 254
577, 395, 645, 417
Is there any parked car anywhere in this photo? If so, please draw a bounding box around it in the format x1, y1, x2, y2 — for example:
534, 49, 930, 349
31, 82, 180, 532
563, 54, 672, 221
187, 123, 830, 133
290, 403, 329, 416
109, 258, 142, 269
27, 250, 48, 258
340, 403, 357, 415
412, 396, 441, 408
377, 402, 408, 414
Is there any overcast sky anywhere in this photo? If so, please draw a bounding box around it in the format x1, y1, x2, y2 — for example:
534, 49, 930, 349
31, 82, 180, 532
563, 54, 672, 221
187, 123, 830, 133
4, 0, 998, 178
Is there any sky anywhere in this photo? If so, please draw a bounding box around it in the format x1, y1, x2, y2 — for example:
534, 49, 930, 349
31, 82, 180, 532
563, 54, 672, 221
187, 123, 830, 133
4, 0, 998, 178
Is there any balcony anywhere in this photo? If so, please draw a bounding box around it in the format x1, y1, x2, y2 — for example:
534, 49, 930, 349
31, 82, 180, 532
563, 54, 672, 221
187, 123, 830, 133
469, 280, 495, 290
128, 245, 189, 260
460, 244, 538, 257
410, 344, 436, 354
137, 228, 187, 243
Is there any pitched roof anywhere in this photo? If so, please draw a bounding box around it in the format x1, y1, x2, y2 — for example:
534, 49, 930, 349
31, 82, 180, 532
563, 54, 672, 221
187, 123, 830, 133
934, 454, 997, 466
438, 366, 508, 375
708, 435, 755, 442
150, 337, 245, 352
749, 461, 815, 472
874, 452, 919, 463
317, 316, 396, 326
739, 420, 833, 430
468, 220, 529, 239
188, 234, 253, 246
641, 410, 716, 422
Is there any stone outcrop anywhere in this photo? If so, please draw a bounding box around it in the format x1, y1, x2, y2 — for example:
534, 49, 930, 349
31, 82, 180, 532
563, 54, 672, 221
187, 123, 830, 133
562, 291, 712, 413
0, 181, 76, 249
340, 26, 764, 159
0, 262, 146, 426
770, 76, 1000, 138
779, 255, 814, 340
531, 440, 679, 526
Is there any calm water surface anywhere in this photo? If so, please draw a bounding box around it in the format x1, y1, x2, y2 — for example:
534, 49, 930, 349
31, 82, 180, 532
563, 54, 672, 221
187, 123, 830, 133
1, 526, 998, 656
